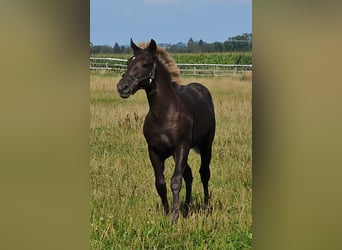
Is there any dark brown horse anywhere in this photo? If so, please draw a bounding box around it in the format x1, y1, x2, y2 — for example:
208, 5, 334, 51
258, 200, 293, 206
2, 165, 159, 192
117, 39, 215, 223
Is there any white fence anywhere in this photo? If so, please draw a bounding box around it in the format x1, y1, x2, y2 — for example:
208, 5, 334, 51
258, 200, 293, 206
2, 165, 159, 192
90, 57, 127, 71
90, 57, 252, 77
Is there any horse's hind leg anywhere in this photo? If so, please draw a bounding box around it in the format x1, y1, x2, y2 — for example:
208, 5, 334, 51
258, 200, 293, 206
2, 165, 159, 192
182, 163, 193, 217
199, 150, 211, 207
199, 133, 214, 209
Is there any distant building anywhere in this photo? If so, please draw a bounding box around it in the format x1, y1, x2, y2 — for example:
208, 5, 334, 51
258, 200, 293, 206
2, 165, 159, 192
159, 43, 172, 49
176, 42, 186, 48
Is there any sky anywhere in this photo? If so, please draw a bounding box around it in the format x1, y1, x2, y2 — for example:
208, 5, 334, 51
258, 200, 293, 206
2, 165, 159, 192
90, 0, 252, 46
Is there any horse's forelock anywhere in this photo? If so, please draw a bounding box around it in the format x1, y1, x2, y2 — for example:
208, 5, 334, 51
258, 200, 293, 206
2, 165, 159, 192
137, 41, 181, 84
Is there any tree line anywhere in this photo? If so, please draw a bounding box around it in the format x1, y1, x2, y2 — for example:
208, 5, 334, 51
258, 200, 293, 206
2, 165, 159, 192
90, 33, 252, 54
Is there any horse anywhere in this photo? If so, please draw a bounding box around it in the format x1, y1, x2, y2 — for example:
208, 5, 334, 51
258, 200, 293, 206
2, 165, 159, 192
117, 39, 216, 223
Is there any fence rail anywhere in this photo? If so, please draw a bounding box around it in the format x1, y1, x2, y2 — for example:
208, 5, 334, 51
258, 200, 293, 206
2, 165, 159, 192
90, 57, 252, 76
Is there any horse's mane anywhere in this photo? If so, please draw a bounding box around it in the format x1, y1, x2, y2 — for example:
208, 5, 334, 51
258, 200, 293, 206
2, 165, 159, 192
138, 41, 181, 84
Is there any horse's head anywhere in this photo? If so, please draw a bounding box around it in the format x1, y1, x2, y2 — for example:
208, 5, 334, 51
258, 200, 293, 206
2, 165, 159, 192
117, 39, 157, 98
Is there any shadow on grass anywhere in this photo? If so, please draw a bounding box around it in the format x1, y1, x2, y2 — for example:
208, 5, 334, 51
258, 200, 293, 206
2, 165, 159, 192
154, 195, 225, 220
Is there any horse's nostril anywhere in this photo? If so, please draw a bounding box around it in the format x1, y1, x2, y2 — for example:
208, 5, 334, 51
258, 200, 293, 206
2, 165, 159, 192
118, 82, 129, 92
122, 84, 129, 92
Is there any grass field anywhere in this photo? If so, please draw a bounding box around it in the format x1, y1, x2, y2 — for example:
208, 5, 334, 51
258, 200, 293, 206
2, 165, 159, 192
90, 73, 252, 249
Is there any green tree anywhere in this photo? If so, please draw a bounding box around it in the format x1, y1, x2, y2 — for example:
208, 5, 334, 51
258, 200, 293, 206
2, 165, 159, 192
113, 42, 121, 53
224, 33, 252, 52
99, 45, 113, 54
91, 45, 101, 54
213, 42, 223, 52
187, 37, 194, 47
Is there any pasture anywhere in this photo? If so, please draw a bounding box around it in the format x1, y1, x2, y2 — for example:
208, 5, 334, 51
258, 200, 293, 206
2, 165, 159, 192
90, 73, 252, 249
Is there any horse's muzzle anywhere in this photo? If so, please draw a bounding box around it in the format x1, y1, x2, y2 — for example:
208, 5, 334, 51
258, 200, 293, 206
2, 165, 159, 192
117, 78, 138, 98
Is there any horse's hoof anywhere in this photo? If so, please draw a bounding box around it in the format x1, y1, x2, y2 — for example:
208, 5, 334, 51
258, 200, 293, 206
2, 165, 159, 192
171, 211, 179, 224
183, 203, 193, 218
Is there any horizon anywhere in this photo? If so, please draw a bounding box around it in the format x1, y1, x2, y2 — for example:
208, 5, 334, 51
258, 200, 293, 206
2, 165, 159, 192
90, 33, 252, 47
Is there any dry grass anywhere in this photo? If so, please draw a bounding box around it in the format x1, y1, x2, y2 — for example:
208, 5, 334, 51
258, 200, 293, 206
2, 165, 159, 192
90, 73, 252, 249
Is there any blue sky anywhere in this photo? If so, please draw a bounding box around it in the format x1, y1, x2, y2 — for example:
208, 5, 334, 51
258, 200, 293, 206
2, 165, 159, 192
90, 0, 252, 46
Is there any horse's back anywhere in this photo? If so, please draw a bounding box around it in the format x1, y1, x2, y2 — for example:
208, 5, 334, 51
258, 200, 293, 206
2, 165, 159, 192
180, 82, 215, 116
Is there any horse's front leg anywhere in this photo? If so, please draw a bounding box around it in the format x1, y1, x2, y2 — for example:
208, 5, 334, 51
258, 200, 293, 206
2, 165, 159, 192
171, 146, 190, 223
148, 148, 169, 214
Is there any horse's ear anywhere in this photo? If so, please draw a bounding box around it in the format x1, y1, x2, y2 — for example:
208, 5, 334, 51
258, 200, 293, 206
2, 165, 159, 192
148, 39, 157, 55
130, 38, 140, 54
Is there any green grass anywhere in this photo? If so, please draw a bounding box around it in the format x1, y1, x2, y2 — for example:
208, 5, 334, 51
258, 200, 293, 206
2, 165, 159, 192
90, 75, 252, 249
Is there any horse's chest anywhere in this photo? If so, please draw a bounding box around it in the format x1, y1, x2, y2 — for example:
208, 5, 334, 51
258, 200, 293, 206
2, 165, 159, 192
143, 112, 192, 152
143, 118, 180, 150
144, 126, 173, 149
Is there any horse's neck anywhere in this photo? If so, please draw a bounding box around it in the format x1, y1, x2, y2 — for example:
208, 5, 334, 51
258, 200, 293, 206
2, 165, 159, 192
145, 61, 177, 118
